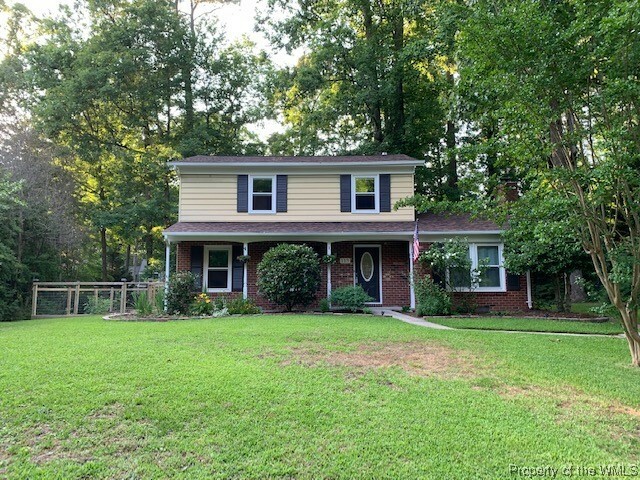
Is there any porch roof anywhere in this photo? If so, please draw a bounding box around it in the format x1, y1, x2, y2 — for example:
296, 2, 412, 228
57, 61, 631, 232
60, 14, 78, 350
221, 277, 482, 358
163, 221, 416, 241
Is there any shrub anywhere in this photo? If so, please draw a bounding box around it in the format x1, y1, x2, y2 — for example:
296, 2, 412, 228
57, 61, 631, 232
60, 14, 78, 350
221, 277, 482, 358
166, 271, 197, 315
191, 293, 214, 316
226, 297, 261, 315
133, 292, 153, 316
153, 288, 165, 314
329, 285, 373, 312
83, 297, 112, 315
257, 244, 321, 311
414, 275, 451, 316
318, 298, 330, 313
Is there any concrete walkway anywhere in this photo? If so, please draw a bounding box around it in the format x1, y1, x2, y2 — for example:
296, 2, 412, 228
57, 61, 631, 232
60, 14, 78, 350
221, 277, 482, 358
371, 307, 625, 338
370, 308, 453, 330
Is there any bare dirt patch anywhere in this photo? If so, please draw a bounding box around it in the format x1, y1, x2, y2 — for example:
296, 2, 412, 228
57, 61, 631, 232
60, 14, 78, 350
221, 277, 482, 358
281, 341, 481, 378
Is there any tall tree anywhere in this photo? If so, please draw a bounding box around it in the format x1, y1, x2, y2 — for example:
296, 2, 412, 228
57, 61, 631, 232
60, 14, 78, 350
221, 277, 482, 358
458, 0, 640, 365
261, 0, 443, 164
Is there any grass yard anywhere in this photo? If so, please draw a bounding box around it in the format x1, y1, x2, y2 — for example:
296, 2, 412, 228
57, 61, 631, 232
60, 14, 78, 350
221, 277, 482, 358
429, 317, 624, 335
1, 315, 639, 479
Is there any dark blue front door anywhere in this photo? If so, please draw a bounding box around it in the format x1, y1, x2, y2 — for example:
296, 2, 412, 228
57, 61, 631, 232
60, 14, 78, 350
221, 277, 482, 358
354, 246, 380, 303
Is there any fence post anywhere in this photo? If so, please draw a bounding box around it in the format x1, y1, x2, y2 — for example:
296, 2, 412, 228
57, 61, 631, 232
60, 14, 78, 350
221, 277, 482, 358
109, 287, 115, 312
66, 287, 72, 315
120, 283, 127, 313
73, 282, 80, 314
32, 283, 38, 317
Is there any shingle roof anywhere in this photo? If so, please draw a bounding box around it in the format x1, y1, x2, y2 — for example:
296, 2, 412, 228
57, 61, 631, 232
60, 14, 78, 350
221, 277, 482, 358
164, 221, 416, 235
417, 212, 502, 232
170, 154, 422, 165
164, 215, 504, 237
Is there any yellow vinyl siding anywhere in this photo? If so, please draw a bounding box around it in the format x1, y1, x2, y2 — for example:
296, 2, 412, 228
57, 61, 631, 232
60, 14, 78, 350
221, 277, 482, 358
179, 173, 415, 222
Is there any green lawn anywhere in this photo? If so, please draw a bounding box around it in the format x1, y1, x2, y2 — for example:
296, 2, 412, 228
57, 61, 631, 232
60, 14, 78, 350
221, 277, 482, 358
1, 315, 639, 479
429, 317, 624, 335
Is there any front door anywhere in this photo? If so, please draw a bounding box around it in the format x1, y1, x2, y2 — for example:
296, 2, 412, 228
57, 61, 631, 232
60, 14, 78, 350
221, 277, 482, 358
354, 246, 381, 303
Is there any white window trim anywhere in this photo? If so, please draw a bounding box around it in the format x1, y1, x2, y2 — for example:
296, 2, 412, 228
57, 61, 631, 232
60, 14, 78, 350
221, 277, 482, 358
248, 175, 276, 214
204, 245, 232, 293
351, 174, 380, 214
448, 243, 506, 293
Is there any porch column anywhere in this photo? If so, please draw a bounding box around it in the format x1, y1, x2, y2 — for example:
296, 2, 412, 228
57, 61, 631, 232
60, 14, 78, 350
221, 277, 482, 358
326, 242, 332, 302
243, 242, 249, 299
409, 240, 416, 310
164, 240, 171, 312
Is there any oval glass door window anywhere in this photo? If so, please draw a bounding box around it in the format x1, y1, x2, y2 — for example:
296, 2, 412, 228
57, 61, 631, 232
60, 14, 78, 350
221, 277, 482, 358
360, 252, 374, 282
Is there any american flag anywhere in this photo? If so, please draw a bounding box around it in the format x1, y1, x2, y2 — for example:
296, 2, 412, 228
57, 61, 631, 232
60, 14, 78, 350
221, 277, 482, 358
412, 221, 420, 263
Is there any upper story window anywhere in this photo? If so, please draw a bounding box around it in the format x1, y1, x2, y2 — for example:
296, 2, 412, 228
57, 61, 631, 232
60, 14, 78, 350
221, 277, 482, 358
249, 175, 275, 213
449, 243, 505, 292
352, 175, 380, 213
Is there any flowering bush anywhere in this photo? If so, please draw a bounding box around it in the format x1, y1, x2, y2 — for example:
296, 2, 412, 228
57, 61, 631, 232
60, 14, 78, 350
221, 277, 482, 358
191, 293, 214, 316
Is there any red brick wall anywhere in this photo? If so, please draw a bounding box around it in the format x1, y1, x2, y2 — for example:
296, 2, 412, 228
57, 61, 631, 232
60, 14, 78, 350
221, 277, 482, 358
176, 240, 411, 309
176, 241, 328, 311
331, 241, 411, 307
415, 242, 529, 313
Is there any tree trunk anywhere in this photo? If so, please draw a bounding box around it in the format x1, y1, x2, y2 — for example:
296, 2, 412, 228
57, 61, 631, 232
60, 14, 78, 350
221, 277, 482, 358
100, 227, 108, 281
125, 245, 131, 273
554, 273, 566, 312
145, 232, 154, 261
361, 2, 383, 146
389, 6, 405, 150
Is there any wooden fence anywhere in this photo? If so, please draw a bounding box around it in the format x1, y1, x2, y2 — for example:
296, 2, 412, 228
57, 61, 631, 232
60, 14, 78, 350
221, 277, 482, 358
31, 282, 165, 317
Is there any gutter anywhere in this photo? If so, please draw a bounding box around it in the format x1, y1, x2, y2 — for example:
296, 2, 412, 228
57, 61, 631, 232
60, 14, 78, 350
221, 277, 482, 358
168, 160, 424, 168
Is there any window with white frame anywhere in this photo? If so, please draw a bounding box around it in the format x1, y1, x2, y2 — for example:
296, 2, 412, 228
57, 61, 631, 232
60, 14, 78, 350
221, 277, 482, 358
249, 175, 275, 213
204, 246, 232, 292
449, 244, 505, 291
476, 245, 502, 289
352, 175, 379, 212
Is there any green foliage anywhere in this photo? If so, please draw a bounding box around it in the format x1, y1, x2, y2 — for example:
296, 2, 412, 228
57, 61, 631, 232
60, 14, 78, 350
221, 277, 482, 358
133, 292, 153, 317
257, 244, 321, 311
226, 297, 261, 315
329, 286, 372, 313
166, 272, 197, 315
153, 288, 165, 314
260, 0, 443, 166
83, 297, 112, 315
414, 276, 451, 316
191, 293, 214, 316
318, 298, 330, 313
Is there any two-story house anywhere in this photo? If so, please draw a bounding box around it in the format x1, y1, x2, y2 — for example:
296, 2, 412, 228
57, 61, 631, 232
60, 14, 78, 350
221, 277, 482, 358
162, 155, 531, 311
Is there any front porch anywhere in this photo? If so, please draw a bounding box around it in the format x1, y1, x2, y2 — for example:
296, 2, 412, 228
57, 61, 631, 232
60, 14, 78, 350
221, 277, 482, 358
171, 240, 414, 310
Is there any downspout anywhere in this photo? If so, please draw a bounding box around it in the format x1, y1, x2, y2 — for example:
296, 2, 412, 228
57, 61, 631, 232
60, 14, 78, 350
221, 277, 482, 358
526, 270, 533, 309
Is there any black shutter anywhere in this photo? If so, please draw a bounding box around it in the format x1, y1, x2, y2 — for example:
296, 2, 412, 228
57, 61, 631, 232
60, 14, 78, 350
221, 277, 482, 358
276, 175, 288, 212
507, 272, 521, 291
237, 175, 248, 212
190, 246, 204, 291
380, 174, 391, 212
340, 174, 351, 212
232, 245, 244, 292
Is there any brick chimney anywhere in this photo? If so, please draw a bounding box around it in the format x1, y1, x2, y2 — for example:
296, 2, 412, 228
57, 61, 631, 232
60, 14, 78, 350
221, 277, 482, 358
496, 180, 519, 202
